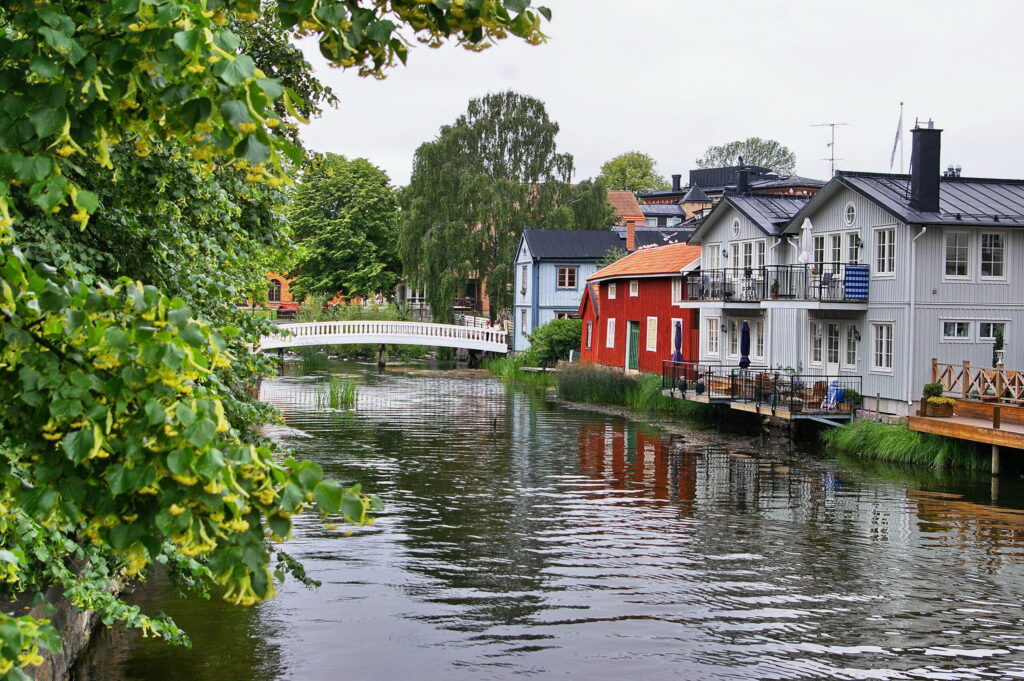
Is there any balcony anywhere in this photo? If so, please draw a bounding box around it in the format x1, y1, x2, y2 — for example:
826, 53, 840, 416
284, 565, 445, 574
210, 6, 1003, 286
688, 263, 869, 304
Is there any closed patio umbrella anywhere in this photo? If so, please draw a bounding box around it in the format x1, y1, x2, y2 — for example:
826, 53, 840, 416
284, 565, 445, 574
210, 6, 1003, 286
796, 218, 814, 265
739, 320, 751, 369
672, 320, 683, 363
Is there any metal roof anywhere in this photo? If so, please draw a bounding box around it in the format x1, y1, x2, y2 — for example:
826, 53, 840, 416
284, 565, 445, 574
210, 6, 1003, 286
634, 229, 694, 248
521, 229, 624, 259
689, 194, 811, 243
835, 172, 1024, 227
641, 204, 686, 216
682, 185, 711, 203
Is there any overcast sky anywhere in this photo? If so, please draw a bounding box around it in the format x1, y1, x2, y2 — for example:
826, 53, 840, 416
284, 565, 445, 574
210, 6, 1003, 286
299, 0, 1024, 187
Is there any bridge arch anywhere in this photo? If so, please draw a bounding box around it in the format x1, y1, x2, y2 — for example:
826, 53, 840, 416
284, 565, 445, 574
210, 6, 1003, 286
259, 321, 508, 354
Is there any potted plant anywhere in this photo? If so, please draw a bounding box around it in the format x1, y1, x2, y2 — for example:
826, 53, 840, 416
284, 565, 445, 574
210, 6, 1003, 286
769, 279, 780, 299
921, 382, 945, 416
840, 388, 861, 412
994, 331, 1005, 367
925, 396, 956, 417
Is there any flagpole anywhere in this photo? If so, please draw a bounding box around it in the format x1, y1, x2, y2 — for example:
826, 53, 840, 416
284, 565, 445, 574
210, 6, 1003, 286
899, 101, 904, 173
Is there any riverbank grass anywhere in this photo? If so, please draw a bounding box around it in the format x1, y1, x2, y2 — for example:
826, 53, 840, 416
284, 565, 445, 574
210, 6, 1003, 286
557, 365, 715, 422
482, 355, 557, 387
822, 420, 989, 470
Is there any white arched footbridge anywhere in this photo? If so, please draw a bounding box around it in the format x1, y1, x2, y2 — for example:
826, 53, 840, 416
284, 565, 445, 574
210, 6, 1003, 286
259, 321, 508, 354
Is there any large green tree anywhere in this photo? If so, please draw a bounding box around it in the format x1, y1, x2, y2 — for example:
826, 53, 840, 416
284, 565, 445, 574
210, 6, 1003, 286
289, 154, 399, 300
598, 151, 669, 193
696, 138, 797, 175
399, 91, 614, 322
0, 0, 551, 675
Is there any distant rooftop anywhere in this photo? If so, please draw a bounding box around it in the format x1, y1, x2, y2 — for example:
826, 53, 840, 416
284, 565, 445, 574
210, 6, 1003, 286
587, 242, 701, 282
521, 229, 623, 259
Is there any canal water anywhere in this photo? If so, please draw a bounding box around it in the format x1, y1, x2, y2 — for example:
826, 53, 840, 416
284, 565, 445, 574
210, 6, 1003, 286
74, 363, 1024, 680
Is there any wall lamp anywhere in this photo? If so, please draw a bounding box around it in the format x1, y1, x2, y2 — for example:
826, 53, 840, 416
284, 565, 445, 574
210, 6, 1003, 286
853, 329, 862, 341
722, 249, 729, 259
854, 236, 864, 248
721, 324, 727, 332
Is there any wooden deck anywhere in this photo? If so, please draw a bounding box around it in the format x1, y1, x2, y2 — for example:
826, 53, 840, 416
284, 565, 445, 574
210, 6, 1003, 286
908, 400, 1024, 449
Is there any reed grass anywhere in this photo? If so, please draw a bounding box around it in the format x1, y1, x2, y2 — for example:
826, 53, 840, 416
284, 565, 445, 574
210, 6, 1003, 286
821, 420, 989, 470
482, 355, 556, 387
557, 365, 714, 424
316, 375, 358, 409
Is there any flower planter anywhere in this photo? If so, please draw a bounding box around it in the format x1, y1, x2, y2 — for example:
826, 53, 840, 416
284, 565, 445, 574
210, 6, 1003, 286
926, 402, 954, 417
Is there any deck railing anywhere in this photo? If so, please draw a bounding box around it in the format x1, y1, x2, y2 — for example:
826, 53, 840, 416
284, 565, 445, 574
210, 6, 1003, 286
932, 358, 1024, 404
687, 263, 869, 303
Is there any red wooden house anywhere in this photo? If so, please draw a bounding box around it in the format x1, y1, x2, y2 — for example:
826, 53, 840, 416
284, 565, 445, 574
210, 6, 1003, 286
578, 243, 701, 373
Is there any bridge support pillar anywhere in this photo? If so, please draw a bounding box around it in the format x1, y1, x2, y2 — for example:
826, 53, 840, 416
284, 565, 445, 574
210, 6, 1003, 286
378, 344, 387, 369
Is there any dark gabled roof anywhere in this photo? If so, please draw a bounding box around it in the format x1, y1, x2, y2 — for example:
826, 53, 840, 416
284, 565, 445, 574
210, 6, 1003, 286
689, 194, 811, 243
641, 204, 686, 217
682, 185, 711, 203
634, 229, 694, 248
834, 172, 1024, 227
751, 175, 826, 190
521, 229, 623, 259
689, 165, 774, 189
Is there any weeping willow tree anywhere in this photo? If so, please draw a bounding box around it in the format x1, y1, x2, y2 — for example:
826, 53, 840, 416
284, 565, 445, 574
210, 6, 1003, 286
398, 91, 615, 322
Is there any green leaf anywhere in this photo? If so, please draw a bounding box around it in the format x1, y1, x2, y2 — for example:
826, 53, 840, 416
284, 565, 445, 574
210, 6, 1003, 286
109, 523, 143, 551
255, 78, 283, 101
145, 399, 165, 426
215, 30, 241, 52
167, 449, 193, 476
297, 461, 323, 491
74, 189, 99, 213
194, 448, 224, 477
62, 427, 93, 462
365, 19, 395, 42
30, 57, 59, 79
234, 135, 269, 164
179, 323, 206, 347
340, 491, 365, 522
504, 0, 530, 12
107, 464, 130, 495
538, 6, 551, 21
181, 97, 212, 127
173, 28, 202, 53
267, 514, 291, 538
29, 106, 67, 139
219, 100, 251, 127
175, 402, 196, 426
312, 479, 342, 513
184, 418, 216, 448
280, 483, 304, 512
167, 305, 191, 328
213, 55, 255, 87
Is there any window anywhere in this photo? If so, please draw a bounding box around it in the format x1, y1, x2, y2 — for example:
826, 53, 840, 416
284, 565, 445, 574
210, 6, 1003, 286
728, 319, 739, 357
586, 321, 593, 349
629, 279, 638, 297
671, 277, 683, 303
731, 218, 741, 238
830, 234, 842, 271
706, 316, 720, 355
556, 312, 578, 320
268, 278, 282, 302
875, 228, 895, 275
731, 242, 740, 266
742, 241, 753, 269
845, 326, 859, 367
606, 318, 616, 348
520, 308, 527, 333
847, 232, 862, 263
980, 322, 1006, 340
520, 265, 527, 291
754, 320, 765, 359
872, 323, 893, 371
944, 231, 969, 277
608, 282, 617, 299
810, 322, 823, 364
813, 235, 825, 268
557, 267, 578, 289
942, 321, 970, 340
646, 317, 658, 351
706, 244, 721, 270
845, 202, 856, 226
756, 240, 766, 268
981, 233, 1006, 278
644, 217, 659, 227
826, 323, 840, 365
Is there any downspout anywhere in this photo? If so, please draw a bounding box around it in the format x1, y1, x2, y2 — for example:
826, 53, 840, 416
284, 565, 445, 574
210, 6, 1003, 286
905, 225, 927, 408
531, 256, 540, 342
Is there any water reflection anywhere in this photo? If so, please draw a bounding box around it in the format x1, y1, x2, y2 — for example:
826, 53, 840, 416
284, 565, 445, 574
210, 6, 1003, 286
75, 363, 1024, 681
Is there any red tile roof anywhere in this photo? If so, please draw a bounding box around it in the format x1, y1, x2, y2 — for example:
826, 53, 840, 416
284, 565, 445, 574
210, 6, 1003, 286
586, 242, 701, 281
606, 190, 643, 221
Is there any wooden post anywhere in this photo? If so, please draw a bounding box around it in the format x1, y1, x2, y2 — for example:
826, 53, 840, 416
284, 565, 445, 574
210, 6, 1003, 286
377, 343, 387, 369
991, 475, 1000, 503
962, 360, 970, 399
931, 357, 938, 383
876, 393, 881, 422
992, 444, 1002, 476
993, 406, 1002, 430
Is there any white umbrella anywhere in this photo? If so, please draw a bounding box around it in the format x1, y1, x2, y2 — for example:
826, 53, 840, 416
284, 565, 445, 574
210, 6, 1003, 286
796, 218, 814, 265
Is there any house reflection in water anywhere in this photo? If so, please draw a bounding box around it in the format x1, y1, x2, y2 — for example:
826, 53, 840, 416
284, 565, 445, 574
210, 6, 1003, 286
575, 421, 694, 502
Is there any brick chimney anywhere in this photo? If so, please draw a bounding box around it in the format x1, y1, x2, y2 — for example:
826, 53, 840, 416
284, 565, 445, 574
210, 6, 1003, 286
626, 220, 636, 252
910, 121, 942, 213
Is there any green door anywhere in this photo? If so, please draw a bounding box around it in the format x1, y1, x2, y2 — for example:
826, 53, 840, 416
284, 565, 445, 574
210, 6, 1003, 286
627, 321, 640, 371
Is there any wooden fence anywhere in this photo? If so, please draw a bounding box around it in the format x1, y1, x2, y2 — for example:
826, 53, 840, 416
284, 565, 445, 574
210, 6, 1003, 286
932, 358, 1024, 404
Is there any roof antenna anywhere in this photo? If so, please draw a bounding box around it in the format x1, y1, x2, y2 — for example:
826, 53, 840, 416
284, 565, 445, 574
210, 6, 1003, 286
811, 122, 850, 177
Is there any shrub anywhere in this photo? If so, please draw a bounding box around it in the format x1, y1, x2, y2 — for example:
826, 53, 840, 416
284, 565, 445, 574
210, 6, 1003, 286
922, 382, 945, 399
528, 318, 582, 367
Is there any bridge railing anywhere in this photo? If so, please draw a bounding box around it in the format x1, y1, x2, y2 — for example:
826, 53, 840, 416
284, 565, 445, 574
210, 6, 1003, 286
264, 320, 508, 348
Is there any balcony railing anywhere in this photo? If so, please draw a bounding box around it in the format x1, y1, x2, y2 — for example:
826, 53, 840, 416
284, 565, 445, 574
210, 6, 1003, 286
662, 361, 862, 415
688, 263, 869, 303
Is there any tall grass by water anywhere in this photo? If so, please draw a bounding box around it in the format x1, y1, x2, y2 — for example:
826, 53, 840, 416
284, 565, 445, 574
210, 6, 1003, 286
482, 355, 556, 387
316, 375, 358, 409
557, 365, 715, 423
822, 420, 989, 470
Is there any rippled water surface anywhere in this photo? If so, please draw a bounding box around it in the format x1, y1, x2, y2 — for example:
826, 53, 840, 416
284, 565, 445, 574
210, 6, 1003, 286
74, 363, 1024, 680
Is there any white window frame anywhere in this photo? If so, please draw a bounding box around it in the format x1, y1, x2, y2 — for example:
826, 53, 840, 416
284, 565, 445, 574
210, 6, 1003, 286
705, 316, 720, 356
829, 233, 843, 271
755, 240, 766, 268
846, 231, 862, 263
844, 202, 856, 227
608, 282, 616, 299
753, 319, 765, 360
606, 318, 616, 348
980, 232, 1007, 281
671, 277, 683, 304
585, 321, 593, 349
556, 266, 578, 290
809, 322, 823, 365
843, 325, 859, 369
727, 319, 739, 358
520, 308, 527, 334
813, 235, 825, 268
705, 244, 721, 271
979, 321, 1008, 341
646, 317, 658, 352
941, 320, 971, 341
629, 279, 639, 297
873, 227, 896, 277
871, 323, 894, 372
943, 230, 970, 280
